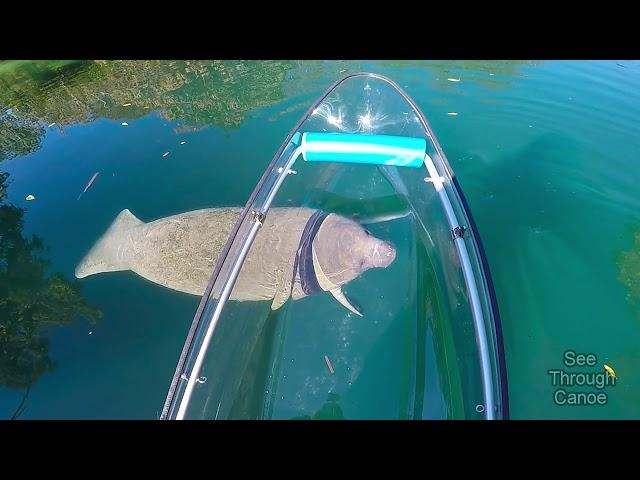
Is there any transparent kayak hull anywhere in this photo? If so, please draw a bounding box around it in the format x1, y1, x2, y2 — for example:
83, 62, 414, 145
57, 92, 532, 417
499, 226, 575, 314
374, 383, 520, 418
161, 73, 509, 420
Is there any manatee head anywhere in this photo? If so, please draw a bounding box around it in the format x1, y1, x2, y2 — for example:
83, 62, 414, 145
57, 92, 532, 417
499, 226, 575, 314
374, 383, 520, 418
312, 213, 396, 288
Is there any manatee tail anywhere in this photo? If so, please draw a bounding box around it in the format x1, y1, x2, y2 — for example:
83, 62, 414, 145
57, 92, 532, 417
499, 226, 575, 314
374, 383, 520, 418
75, 209, 142, 279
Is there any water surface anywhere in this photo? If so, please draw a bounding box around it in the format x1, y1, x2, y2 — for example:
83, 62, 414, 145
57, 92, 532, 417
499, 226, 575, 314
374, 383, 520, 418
1, 60, 639, 419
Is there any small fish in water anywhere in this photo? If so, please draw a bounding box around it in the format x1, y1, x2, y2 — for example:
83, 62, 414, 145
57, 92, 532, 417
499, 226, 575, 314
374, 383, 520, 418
604, 364, 617, 379
447, 112, 458, 116
77, 172, 99, 200
47, 122, 56, 127
122, 103, 132, 107
447, 78, 461, 82
25, 194, 35, 201
162, 151, 170, 157
324, 355, 335, 374
180, 141, 186, 145
121, 122, 129, 126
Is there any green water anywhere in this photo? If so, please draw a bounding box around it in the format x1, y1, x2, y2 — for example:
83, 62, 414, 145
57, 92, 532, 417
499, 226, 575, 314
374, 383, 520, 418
1, 60, 639, 419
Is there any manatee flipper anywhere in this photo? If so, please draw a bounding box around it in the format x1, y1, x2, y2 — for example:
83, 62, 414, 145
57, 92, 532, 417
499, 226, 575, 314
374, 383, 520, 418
329, 288, 363, 317
358, 209, 410, 225
305, 188, 410, 225
271, 265, 295, 311
270, 235, 299, 311
310, 236, 364, 317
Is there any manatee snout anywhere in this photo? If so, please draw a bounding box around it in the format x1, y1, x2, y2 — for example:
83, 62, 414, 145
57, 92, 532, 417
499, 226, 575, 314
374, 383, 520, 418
369, 239, 396, 268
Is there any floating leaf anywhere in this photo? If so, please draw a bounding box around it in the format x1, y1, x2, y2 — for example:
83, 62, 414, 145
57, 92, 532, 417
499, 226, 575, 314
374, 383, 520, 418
604, 364, 617, 379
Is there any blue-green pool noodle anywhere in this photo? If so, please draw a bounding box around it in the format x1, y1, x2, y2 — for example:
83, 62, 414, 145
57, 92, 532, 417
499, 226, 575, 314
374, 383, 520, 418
301, 132, 425, 168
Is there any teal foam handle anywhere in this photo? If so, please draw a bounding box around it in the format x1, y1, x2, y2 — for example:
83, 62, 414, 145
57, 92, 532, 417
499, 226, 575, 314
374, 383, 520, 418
301, 132, 426, 168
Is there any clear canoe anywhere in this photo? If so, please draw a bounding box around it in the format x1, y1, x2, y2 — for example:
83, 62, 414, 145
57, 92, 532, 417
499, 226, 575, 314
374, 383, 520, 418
161, 73, 509, 420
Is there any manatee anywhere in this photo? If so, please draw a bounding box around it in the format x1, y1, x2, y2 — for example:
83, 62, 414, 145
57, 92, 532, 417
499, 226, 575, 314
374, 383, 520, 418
75, 207, 396, 316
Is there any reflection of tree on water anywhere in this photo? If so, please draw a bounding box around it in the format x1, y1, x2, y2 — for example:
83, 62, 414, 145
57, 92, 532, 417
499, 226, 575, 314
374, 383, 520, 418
0, 172, 100, 416
0, 60, 295, 161
0, 113, 44, 162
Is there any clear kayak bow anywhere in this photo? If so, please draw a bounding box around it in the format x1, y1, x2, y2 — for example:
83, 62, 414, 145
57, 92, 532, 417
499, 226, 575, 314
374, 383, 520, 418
161, 73, 509, 420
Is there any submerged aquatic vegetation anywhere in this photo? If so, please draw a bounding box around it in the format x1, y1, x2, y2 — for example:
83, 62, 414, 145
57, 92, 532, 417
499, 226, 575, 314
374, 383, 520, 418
617, 228, 640, 307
